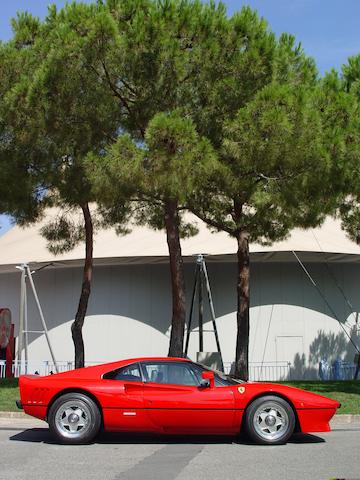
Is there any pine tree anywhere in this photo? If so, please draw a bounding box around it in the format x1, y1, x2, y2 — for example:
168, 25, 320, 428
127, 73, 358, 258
333, 56, 360, 247
0, 21, 44, 225
88, 111, 217, 356
83, 1, 281, 357
80, 0, 233, 357
190, 80, 336, 379
186, 24, 343, 379
3, 4, 127, 368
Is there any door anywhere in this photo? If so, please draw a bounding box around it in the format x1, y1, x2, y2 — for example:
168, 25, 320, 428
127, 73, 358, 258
141, 361, 236, 434
101, 362, 147, 431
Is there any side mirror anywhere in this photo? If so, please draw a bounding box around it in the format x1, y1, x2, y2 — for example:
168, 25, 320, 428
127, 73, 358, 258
200, 379, 210, 388
201, 371, 215, 388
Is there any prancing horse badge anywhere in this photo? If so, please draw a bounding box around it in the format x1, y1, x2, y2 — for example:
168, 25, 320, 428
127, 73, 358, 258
238, 386, 246, 394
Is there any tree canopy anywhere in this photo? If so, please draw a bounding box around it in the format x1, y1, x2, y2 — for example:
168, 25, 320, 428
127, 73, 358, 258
2, 3, 129, 367
331, 56, 360, 243
0, 32, 45, 225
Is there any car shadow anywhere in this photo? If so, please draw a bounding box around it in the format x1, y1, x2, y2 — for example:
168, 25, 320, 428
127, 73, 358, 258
9, 428, 326, 446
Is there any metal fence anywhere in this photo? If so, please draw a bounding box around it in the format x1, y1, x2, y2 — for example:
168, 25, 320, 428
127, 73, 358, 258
223, 361, 291, 381
249, 362, 292, 382
0, 359, 358, 381
4, 359, 292, 381
331, 362, 358, 381
9, 360, 103, 377
0, 360, 6, 379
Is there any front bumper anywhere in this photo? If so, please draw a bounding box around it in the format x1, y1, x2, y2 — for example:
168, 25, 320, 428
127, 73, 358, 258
297, 407, 338, 433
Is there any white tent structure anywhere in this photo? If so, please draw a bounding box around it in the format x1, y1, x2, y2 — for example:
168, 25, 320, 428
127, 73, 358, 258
0, 211, 359, 379
1, 214, 360, 271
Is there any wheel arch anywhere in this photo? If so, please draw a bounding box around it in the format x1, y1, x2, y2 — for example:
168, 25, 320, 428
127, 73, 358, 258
46, 388, 103, 426
242, 391, 300, 433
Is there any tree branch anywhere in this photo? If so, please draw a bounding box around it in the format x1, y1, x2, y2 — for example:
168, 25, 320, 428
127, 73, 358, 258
190, 207, 234, 235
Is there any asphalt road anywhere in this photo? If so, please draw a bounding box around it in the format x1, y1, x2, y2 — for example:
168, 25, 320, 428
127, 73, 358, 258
0, 418, 359, 480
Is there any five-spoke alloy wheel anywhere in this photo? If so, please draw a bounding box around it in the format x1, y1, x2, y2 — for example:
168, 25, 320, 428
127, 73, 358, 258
244, 395, 295, 445
48, 393, 101, 444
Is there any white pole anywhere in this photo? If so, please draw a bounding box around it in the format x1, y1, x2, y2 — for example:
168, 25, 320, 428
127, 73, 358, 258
25, 265, 59, 373
16, 266, 26, 375
24, 276, 28, 373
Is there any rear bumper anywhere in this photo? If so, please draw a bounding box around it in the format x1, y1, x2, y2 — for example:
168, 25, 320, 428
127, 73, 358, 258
22, 404, 47, 420
16, 400, 23, 410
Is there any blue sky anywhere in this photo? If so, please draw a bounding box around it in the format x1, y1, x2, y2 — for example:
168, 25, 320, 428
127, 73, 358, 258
1, 0, 359, 235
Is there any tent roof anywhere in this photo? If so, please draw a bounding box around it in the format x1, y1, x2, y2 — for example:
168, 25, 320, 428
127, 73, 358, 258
0, 211, 359, 273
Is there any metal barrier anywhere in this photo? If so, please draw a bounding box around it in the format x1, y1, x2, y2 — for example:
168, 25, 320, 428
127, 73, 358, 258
0, 360, 6, 379
8, 360, 291, 381
43, 361, 74, 376
2, 359, 359, 381
223, 361, 291, 381
12, 361, 35, 377
331, 362, 357, 380
249, 362, 291, 382
43, 360, 104, 375
10, 360, 104, 377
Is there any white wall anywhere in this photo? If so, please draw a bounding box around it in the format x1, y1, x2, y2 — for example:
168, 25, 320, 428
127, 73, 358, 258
0, 261, 359, 378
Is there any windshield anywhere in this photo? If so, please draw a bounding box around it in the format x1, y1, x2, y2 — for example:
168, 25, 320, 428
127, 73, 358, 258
194, 362, 245, 385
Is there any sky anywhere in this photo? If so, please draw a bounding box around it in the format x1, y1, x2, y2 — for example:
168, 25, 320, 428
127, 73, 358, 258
1, 0, 359, 235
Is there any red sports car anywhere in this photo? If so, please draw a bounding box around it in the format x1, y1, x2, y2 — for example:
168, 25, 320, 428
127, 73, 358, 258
17, 357, 340, 445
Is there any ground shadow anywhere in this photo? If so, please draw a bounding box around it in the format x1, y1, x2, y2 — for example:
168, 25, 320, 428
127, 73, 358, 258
9, 428, 326, 446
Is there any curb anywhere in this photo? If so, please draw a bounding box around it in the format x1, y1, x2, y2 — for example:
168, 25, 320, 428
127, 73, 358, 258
0, 411, 28, 419
0, 412, 360, 423
331, 414, 360, 425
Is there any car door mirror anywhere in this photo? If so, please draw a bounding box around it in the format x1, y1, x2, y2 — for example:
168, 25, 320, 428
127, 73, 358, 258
201, 371, 215, 388
200, 379, 210, 388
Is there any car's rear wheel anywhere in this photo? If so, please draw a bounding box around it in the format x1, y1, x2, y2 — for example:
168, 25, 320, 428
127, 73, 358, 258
48, 393, 101, 444
244, 395, 295, 445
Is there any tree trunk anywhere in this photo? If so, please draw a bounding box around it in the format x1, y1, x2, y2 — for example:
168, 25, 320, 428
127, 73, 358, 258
234, 230, 250, 380
164, 199, 186, 357
71, 203, 93, 369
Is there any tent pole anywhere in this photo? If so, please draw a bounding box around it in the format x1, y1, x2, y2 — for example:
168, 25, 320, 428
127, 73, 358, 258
292, 251, 360, 357
16, 265, 26, 375
202, 258, 223, 370
184, 264, 199, 357
24, 276, 28, 373
198, 261, 203, 353
183, 254, 224, 370
25, 265, 59, 373
355, 355, 360, 380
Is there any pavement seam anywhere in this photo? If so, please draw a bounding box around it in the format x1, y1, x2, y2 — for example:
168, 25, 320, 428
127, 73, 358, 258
112, 444, 204, 480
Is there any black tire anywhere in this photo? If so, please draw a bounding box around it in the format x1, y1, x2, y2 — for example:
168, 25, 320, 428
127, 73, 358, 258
244, 395, 295, 445
48, 393, 101, 444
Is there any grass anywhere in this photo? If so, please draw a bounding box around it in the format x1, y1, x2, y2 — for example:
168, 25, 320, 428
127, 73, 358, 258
0, 378, 359, 414
0, 379, 19, 412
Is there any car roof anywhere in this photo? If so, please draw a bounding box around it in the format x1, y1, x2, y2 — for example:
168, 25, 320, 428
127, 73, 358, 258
131, 357, 191, 363
38, 357, 193, 380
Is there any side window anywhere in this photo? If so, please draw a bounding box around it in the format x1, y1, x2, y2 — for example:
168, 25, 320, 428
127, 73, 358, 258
103, 363, 142, 381
143, 363, 167, 383
142, 362, 199, 386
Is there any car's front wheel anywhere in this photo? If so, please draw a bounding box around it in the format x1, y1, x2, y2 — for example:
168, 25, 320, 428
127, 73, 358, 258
48, 393, 101, 444
244, 395, 295, 445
